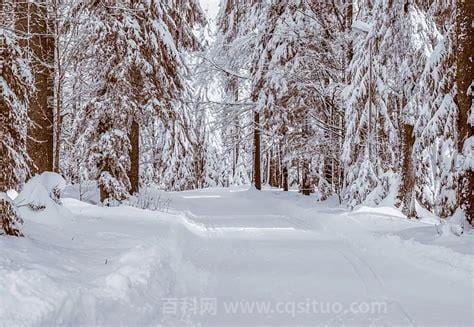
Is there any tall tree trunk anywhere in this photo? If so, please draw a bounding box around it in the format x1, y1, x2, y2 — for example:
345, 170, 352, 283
345, 1, 353, 67
52, 0, 60, 173
455, 0, 474, 225
97, 118, 112, 204
99, 184, 108, 204
129, 120, 140, 195
281, 161, 288, 192
301, 159, 311, 196
28, 1, 54, 175
253, 110, 262, 190
397, 122, 417, 218
268, 149, 279, 187
280, 121, 288, 191
227, 75, 240, 181
301, 118, 311, 195
1, 0, 25, 236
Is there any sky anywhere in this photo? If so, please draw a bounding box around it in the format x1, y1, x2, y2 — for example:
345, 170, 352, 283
199, 0, 220, 22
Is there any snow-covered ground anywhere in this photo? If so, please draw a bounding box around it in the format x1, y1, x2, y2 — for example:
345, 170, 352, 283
1, 186, 472, 326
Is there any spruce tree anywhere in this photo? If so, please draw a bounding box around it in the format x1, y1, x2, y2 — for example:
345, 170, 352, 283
0, 0, 32, 236
75, 0, 204, 203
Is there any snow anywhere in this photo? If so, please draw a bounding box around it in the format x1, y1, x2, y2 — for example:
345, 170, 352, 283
6, 189, 18, 201
15, 172, 66, 206
13, 173, 72, 227
0, 187, 472, 325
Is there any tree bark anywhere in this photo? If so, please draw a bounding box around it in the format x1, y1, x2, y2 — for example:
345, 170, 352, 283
129, 120, 140, 195
300, 118, 311, 195
397, 123, 417, 218
253, 111, 262, 190
97, 118, 112, 204
27, 1, 54, 175
301, 159, 311, 196
455, 0, 474, 225
282, 164, 288, 192
52, 0, 61, 173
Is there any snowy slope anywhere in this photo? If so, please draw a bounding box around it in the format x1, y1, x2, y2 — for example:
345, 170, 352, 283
0, 187, 472, 326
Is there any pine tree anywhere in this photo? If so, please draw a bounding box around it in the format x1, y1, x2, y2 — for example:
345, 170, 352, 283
413, 0, 458, 217
0, 0, 33, 236
210, 0, 259, 187
343, 0, 436, 209
217, 0, 243, 184
72, 0, 204, 202
394, 1, 438, 218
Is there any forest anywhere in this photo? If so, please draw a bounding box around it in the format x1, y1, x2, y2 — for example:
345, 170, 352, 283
0, 1, 473, 325
2, 0, 473, 235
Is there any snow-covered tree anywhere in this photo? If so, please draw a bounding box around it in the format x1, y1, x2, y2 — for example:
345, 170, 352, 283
73, 0, 204, 203
343, 0, 435, 210
412, 0, 458, 218
0, 1, 33, 235
207, 0, 259, 186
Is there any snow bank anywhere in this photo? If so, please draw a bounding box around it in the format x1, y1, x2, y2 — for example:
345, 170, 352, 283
0, 196, 208, 326
353, 205, 406, 219
437, 209, 470, 237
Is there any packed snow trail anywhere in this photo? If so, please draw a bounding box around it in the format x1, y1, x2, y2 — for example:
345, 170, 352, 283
166, 188, 472, 325
0, 187, 472, 326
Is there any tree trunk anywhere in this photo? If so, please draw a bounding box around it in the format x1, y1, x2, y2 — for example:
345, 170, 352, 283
27, 1, 54, 175
253, 111, 262, 190
301, 118, 311, 195
280, 121, 288, 191
227, 75, 240, 181
397, 123, 417, 218
282, 164, 288, 192
345, 1, 353, 68
52, 0, 61, 173
301, 159, 311, 196
99, 184, 108, 204
129, 120, 140, 195
455, 0, 474, 225
97, 119, 111, 204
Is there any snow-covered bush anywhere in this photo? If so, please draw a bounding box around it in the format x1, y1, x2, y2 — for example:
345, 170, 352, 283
13, 172, 73, 226
123, 187, 171, 213
14, 172, 67, 211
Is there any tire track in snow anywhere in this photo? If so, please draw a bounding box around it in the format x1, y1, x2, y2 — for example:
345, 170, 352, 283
319, 216, 418, 327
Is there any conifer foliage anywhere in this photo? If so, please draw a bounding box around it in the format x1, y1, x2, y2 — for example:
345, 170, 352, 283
74, 0, 205, 204
1, 0, 473, 235
0, 0, 32, 235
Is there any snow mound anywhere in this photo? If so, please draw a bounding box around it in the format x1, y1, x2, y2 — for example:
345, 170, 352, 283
353, 205, 406, 219
14, 172, 73, 226
436, 209, 471, 237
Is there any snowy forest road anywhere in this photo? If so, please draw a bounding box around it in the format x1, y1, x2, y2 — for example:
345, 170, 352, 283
1, 187, 472, 326
165, 188, 472, 326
